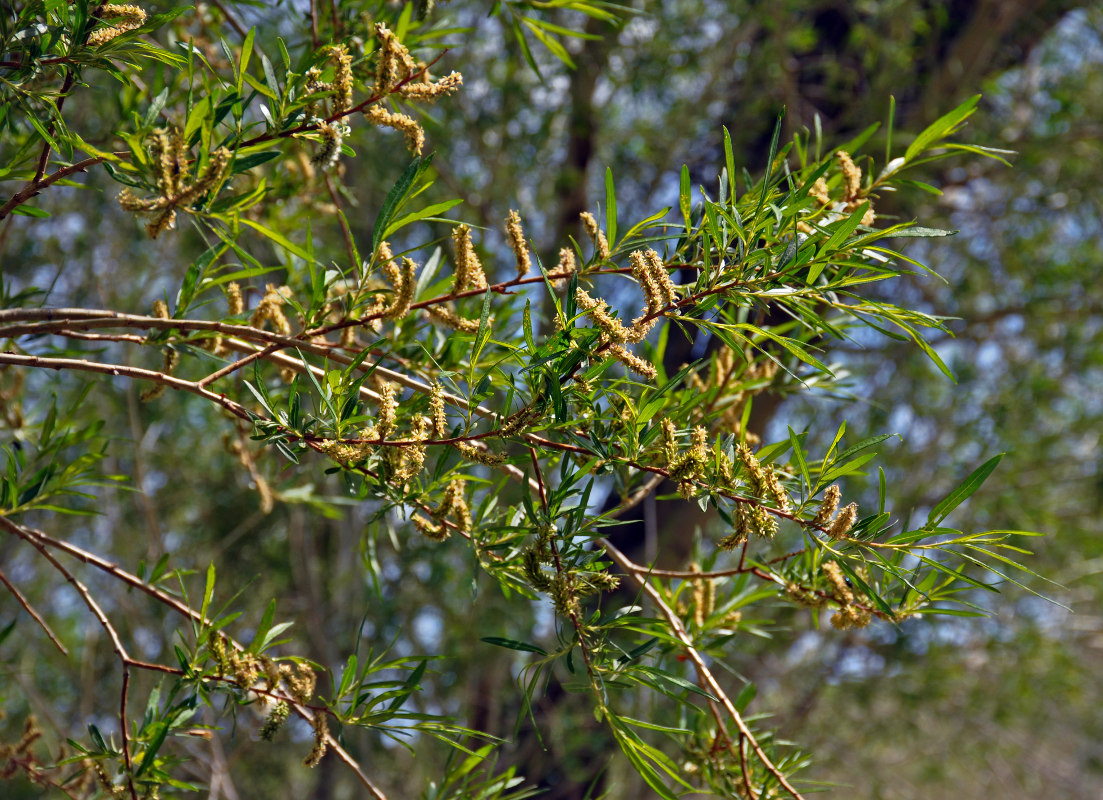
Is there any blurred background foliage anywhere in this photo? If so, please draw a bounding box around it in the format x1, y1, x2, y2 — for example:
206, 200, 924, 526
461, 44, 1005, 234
2, 1, 1101, 798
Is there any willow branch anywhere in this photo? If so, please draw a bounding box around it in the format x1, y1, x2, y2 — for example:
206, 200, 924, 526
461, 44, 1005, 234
0, 566, 69, 655
0, 352, 253, 422
13, 523, 139, 800
0, 518, 389, 800
600, 537, 808, 800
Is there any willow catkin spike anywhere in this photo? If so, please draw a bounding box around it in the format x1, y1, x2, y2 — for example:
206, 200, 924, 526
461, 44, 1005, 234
836, 150, 862, 201
813, 484, 841, 527
505, 210, 531, 277
828, 502, 858, 539
580, 211, 610, 260
451, 224, 487, 292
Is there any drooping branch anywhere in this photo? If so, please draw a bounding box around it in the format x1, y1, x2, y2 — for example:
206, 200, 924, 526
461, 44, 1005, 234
600, 536, 808, 800
0, 517, 390, 800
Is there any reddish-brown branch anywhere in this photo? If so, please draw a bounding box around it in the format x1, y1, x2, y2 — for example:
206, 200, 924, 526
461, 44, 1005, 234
0, 155, 118, 221
209, 0, 249, 39
15, 526, 139, 800
0, 567, 69, 655
0, 518, 389, 800
600, 537, 807, 800
0, 352, 253, 422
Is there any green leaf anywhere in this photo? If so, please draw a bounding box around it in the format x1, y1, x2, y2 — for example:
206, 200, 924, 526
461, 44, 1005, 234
522, 18, 575, 69
522, 300, 535, 353
372, 154, 433, 255
722, 126, 736, 203
927, 454, 1003, 526
751, 111, 784, 230
819, 201, 870, 254
882, 225, 959, 239
237, 27, 255, 94
905, 94, 980, 162
788, 427, 810, 489
679, 164, 691, 234
480, 637, 547, 656
11, 205, 50, 218
184, 96, 210, 142
200, 563, 216, 622
469, 297, 495, 369
231, 150, 281, 174
144, 87, 170, 128
136, 721, 169, 776
383, 198, 462, 238
239, 218, 313, 262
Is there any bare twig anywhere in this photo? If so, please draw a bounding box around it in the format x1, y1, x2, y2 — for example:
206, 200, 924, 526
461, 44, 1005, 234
0, 352, 253, 422
0, 566, 69, 655
209, 0, 249, 39
15, 526, 140, 800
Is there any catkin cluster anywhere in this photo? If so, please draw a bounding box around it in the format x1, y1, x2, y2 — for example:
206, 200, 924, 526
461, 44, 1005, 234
523, 525, 619, 618
367, 24, 463, 155
822, 560, 873, 629
811, 484, 858, 538
413, 478, 472, 540
572, 243, 680, 379
118, 128, 230, 238
807, 150, 875, 228
206, 632, 328, 757
87, 4, 146, 47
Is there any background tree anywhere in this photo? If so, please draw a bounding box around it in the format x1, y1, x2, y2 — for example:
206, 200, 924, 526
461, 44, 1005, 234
0, 2, 1099, 799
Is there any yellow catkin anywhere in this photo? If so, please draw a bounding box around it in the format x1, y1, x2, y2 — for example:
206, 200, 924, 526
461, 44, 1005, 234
505, 210, 531, 277
118, 135, 230, 239
375, 381, 397, 439
836, 150, 862, 201
250, 284, 292, 335
579, 211, 610, 260
398, 71, 463, 102
644, 249, 678, 307
88, 4, 146, 47
425, 304, 480, 332
827, 502, 859, 539
377, 242, 416, 320
764, 464, 792, 514
810, 177, 831, 205
365, 105, 425, 155
823, 560, 871, 629
452, 440, 505, 465
330, 44, 353, 114
226, 282, 244, 315
450, 224, 487, 293
813, 484, 841, 527
607, 343, 656, 379
303, 713, 329, 767
413, 514, 450, 541
553, 247, 577, 290
574, 289, 630, 343
429, 383, 447, 437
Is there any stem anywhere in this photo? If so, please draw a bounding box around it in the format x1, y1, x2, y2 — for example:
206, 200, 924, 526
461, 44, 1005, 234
600, 537, 808, 800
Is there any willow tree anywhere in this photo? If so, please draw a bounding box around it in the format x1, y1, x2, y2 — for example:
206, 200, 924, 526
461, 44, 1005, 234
0, 2, 1044, 798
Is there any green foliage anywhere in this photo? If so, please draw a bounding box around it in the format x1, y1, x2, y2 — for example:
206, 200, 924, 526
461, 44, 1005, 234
0, 2, 1071, 799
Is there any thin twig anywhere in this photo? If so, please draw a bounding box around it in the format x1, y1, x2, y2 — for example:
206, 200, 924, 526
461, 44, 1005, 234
0, 518, 389, 800
0, 155, 117, 221
209, 0, 249, 39
600, 537, 808, 800
325, 174, 359, 277
0, 352, 253, 422
16, 527, 140, 800
0, 566, 69, 655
